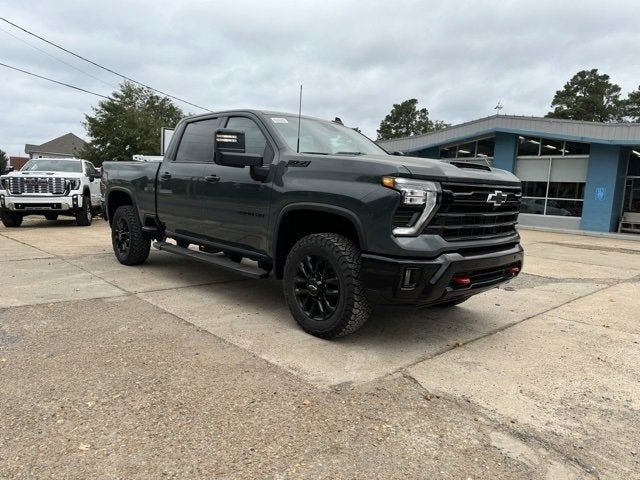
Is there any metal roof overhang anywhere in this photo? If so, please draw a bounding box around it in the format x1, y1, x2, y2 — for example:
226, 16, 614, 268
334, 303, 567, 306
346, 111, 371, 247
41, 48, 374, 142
378, 115, 640, 153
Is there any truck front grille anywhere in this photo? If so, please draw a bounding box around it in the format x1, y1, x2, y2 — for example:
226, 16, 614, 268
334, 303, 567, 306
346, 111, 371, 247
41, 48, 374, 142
6, 177, 66, 195
423, 182, 521, 241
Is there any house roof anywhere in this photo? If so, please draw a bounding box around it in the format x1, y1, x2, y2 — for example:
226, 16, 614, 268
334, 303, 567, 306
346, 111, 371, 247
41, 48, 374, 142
25, 133, 87, 156
377, 115, 640, 152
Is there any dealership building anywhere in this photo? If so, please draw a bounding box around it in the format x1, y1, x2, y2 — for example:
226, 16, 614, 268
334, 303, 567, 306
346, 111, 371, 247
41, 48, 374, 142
378, 115, 640, 233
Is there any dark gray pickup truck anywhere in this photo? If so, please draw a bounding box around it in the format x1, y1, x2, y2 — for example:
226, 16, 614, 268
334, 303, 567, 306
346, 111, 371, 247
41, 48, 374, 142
102, 110, 523, 338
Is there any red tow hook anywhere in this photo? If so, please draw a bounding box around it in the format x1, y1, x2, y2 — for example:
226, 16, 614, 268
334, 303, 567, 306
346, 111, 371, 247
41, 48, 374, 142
506, 265, 520, 276
451, 275, 471, 287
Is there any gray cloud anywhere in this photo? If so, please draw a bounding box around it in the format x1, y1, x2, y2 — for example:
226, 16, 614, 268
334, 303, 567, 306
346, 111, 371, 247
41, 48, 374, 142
1, 0, 640, 157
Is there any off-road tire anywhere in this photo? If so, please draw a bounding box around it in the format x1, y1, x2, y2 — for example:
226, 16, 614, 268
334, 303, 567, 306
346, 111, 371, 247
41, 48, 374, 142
283, 233, 370, 339
76, 195, 92, 226
1, 211, 23, 228
44, 213, 58, 221
111, 205, 150, 265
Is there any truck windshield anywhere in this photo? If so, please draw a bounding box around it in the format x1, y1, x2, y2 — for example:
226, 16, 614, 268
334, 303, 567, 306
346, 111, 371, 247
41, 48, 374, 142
21, 159, 83, 173
267, 115, 387, 156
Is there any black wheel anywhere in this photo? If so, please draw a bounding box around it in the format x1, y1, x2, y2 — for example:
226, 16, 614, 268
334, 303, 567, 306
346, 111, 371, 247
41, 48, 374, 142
434, 298, 469, 308
1, 211, 23, 228
44, 213, 58, 221
111, 205, 150, 265
283, 233, 370, 339
176, 239, 190, 249
76, 195, 92, 226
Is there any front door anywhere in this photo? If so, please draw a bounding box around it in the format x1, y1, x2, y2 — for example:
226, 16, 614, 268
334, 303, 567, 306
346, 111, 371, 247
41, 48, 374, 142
199, 115, 274, 255
156, 117, 221, 236
83, 161, 102, 207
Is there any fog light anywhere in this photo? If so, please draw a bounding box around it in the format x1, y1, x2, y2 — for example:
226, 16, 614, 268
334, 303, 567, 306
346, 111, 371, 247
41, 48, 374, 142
72, 194, 78, 207
401, 267, 422, 289
0, 194, 4, 208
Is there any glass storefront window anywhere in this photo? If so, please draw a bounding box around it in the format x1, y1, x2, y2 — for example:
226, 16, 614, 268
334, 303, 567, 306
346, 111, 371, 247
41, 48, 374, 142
457, 142, 476, 158
438, 138, 495, 160
439, 146, 457, 158
518, 136, 541, 156
477, 138, 495, 157
516, 157, 587, 217
517, 137, 589, 157
541, 139, 564, 156
564, 141, 590, 156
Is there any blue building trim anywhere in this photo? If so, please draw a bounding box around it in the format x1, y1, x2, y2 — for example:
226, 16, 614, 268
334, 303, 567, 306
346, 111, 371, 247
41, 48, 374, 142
581, 144, 628, 232
492, 133, 518, 172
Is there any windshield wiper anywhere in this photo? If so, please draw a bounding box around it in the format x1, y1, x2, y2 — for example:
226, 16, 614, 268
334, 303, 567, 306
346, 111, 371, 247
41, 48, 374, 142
300, 151, 329, 155
335, 151, 365, 155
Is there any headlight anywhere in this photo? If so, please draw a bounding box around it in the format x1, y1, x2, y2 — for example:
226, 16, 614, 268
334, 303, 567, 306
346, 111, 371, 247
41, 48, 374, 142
382, 176, 440, 236
66, 178, 81, 190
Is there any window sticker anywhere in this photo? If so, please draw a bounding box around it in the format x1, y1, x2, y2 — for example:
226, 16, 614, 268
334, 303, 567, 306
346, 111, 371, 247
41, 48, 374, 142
271, 117, 289, 124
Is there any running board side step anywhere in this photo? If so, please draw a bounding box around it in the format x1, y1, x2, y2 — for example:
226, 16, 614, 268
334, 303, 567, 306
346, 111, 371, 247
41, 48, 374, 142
153, 242, 269, 279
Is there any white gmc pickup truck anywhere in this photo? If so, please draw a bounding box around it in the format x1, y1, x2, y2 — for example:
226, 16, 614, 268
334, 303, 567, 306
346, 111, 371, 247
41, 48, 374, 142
0, 157, 102, 227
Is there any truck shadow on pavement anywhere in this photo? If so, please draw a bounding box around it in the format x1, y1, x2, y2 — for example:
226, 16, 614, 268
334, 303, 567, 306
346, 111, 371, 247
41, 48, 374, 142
137, 260, 521, 386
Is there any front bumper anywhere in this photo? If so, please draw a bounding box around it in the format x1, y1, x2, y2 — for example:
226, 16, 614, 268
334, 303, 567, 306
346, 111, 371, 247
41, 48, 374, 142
0, 193, 84, 214
361, 243, 524, 306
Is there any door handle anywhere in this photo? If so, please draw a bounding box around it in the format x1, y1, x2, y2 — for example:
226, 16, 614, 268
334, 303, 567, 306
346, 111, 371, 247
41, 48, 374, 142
204, 175, 220, 183
160, 172, 172, 180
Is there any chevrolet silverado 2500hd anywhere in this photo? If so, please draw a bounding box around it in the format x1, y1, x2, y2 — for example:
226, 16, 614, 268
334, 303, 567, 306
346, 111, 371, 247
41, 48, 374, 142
102, 110, 523, 338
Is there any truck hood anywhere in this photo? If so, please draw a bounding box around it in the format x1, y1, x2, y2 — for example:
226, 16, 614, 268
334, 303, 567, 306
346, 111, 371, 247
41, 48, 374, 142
360, 153, 520, 186
1, 171, 84, 179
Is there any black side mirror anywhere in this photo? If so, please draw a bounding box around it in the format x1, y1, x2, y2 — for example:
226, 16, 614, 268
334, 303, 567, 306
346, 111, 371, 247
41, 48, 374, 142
89, 174, 96, 182
214, 128, 263, 168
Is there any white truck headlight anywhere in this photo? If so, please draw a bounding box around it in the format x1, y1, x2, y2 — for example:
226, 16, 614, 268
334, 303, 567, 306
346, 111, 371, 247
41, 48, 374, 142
66, 178, 81, 190
382, 176, 440, 236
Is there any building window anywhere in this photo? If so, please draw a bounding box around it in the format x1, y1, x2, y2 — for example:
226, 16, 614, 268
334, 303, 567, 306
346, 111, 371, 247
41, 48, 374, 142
518, 137, 541, 156
516, 157, 587, 217
438, 137, 495, 161
439, 145, 457, 158
477, 138, 495, 157
518, 136, 589, 157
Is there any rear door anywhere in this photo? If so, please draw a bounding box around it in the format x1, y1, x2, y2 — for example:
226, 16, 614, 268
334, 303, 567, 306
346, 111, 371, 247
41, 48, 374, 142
156, 117, 221, 236
199, 115, 274, 254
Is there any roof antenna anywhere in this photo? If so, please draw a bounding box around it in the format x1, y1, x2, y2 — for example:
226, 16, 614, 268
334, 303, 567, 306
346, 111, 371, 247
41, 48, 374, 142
296, 84, 303, 153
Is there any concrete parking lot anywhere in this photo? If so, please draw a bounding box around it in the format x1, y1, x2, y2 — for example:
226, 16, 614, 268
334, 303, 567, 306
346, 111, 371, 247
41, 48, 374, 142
1, 218, 639, 479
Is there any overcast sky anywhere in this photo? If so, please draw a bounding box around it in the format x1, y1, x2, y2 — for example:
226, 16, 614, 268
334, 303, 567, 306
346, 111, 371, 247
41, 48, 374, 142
1, 0, 640, 157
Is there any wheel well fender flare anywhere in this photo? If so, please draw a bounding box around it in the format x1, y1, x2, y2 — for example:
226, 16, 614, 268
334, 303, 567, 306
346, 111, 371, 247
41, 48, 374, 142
106, 187, 139, 223
273, 202, 367, 254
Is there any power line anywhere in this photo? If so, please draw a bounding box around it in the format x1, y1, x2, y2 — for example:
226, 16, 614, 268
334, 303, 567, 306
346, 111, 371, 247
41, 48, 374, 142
0, 62, 111, 99
0, 24, 118, 89
0, 16, 211, 112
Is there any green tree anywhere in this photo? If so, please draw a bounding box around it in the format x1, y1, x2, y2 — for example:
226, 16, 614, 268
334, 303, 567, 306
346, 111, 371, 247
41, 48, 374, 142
377, 99, 449, 140
546, 69, 623, 122
82, 82, 183, 165
0, 148, 8, 174
624, 86, 640, 122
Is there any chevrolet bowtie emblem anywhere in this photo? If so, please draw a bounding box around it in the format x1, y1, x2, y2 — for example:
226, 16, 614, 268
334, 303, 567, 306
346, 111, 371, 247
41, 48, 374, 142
487, 190, 508, 206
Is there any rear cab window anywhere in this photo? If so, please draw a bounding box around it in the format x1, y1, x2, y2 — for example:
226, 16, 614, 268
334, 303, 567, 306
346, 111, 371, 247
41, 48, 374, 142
174, 118, 220, 163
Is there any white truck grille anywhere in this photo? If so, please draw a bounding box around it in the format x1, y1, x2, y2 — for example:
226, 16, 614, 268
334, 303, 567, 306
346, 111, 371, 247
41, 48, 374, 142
6, 177, 66, 195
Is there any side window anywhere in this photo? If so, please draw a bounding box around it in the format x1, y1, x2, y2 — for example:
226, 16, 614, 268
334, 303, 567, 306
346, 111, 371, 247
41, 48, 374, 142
226, 117, 267, 157
175, 118, 219, 163
84, 162, 96, 176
